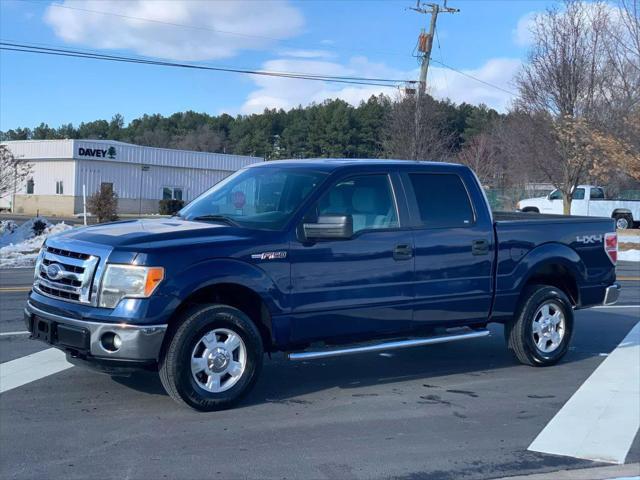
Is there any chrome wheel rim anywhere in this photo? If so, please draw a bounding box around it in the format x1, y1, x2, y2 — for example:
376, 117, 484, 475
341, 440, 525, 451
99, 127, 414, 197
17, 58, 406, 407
191, 328, 247, 393
532, 301, 565, 354
616, 217, 629, 229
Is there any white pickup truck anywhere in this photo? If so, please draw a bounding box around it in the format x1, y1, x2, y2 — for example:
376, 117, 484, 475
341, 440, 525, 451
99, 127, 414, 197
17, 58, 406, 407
517, 185, 640, 229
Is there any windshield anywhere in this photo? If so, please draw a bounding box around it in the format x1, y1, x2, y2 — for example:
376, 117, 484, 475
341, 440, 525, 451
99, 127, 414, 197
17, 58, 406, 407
178, 167, 328, 229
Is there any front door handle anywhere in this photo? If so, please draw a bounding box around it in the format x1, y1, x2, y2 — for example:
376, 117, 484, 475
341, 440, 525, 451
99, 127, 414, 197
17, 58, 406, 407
393, 244, 413, 261
472, 239, 490, 256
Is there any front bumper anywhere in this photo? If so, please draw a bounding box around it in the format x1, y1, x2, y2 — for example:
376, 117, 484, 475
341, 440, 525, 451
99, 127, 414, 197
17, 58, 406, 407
25, 301, 167, 369
603, 283, 621, 306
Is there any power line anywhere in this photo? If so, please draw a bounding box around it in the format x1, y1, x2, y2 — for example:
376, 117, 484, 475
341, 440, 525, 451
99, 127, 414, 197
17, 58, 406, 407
43, 2, 517, 97
0, 42, 413, 88
429, 58, 517, 96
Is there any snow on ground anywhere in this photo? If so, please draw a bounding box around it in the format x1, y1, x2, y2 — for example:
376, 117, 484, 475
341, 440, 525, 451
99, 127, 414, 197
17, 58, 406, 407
0, 220, 73, 268
619, 231, 640, 262
618, 233, 640, 244
620, 249, 640, 262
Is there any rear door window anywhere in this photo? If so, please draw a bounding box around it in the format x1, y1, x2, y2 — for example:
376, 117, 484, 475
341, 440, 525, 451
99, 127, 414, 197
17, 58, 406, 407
408, 173, 474, 227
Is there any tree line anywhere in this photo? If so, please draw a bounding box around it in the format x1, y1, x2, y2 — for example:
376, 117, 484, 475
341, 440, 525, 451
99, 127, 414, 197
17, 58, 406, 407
0, 96, 498, 162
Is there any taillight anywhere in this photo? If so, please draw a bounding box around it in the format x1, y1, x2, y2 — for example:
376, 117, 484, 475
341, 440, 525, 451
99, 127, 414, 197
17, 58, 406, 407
604, 232, 617, 264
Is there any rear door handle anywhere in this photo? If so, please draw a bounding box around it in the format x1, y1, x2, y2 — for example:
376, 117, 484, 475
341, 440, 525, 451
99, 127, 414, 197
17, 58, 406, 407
472, 239, 490, 256
393, 244, 413, 261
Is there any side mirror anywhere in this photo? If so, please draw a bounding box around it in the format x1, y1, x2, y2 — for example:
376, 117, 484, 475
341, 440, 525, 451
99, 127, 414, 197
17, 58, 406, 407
303, 215, 353, 240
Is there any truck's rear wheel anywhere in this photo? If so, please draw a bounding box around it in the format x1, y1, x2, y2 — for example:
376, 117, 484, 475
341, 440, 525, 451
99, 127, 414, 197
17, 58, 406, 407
614, 214, 633, 230
505, 285, 573, 367
159, 304, 263, 411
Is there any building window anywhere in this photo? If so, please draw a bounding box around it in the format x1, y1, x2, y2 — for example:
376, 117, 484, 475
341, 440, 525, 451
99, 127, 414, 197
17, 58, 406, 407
163, 187, 183, 201
56, 181, 64, 195
26, 178, 34, 194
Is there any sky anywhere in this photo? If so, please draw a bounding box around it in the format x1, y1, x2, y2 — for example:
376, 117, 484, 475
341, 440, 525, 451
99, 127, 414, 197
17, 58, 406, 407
0, 0, 559, 131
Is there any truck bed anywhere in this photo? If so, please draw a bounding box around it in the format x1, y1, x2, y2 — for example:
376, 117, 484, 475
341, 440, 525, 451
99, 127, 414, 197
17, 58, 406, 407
493, 210, 602, 224
490, 210, 617, 320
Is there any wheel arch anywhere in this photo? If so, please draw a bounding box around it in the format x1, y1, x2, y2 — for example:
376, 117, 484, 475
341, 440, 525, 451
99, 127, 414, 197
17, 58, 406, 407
521, 262, 579, 307
161, 258, 286, 352
507, 242, 586, 311
171, 282, 275, 351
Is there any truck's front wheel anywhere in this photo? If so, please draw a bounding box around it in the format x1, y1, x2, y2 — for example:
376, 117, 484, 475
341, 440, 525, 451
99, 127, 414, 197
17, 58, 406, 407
505, 285, 573, 367
159, 304, 263, 411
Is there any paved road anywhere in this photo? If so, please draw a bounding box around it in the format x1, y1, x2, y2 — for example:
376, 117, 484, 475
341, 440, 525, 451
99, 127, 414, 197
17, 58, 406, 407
0, 267, 638, 479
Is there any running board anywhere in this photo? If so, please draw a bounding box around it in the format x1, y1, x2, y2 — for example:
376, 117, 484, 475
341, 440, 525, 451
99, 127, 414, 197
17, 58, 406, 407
287, 328, 490, 361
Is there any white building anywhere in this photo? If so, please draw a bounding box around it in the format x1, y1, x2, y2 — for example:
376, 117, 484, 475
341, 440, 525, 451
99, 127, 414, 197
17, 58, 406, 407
1, 139, 262, 216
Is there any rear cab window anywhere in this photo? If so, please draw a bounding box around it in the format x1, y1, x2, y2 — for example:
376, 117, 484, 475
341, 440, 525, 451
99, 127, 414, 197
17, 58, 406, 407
406, 173, 475, 228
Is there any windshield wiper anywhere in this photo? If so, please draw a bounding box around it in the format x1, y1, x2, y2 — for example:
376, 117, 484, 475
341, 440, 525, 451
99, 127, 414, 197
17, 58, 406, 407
191, 214, 240, 226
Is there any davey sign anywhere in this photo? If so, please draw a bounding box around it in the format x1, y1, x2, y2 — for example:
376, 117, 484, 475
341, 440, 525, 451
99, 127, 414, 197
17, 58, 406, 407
78, 146, 116, 159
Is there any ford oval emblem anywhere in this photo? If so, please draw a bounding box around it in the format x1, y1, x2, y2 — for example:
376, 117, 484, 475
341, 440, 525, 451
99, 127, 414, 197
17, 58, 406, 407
46, 263, 64, 280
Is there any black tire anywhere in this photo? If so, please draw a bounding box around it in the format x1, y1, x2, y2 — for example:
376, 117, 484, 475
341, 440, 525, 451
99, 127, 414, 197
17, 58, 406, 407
614, 214, 633, 230
159, 304, 263, 411
504, 285, 573, 367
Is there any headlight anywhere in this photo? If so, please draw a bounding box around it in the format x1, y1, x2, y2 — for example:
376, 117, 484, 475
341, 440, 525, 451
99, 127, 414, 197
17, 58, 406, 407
34, 246, 46, 282
99, 265, 164, 308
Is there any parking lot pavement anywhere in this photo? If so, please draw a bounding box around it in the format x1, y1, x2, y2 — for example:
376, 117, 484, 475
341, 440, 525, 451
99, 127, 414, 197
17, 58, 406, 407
1, 269, 639, 479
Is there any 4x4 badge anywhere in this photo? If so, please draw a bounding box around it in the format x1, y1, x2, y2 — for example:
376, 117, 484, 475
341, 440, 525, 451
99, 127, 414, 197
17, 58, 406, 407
251, 251, 287, 260
576, 235, 603, 244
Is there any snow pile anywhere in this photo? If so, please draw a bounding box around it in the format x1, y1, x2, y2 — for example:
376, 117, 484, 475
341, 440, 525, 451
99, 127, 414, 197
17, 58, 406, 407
619, 232, 640, 262
0, 220, 73, 268
0, 217, 51, 248
0, 220, 18, 236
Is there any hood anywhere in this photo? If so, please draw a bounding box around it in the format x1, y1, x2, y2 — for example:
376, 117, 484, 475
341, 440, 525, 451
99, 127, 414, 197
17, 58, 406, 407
54, 218, 251, 249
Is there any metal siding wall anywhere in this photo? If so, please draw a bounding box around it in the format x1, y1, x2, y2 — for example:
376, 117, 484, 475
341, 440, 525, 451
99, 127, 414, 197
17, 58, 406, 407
73, 140, 261, 171
13, 160, 76, 195
76, 160, 231, 201
1, 140, 74, 159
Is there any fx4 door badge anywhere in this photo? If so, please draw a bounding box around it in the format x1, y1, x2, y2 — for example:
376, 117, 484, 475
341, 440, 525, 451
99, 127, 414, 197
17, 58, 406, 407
251, 251, 288, 260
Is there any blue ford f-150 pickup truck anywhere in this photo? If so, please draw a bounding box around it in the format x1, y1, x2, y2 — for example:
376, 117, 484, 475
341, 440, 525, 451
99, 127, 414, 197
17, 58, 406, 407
25, 160, 620, 410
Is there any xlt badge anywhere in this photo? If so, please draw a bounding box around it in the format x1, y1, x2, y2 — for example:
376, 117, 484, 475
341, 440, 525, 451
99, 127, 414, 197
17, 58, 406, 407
251, 251, 288, 260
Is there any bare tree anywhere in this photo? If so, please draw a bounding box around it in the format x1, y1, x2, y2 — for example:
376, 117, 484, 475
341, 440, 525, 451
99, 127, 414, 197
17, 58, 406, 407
384, 93, 454, 161
515, 0, 615, 213
0, 145, 32, 199
456, 133, 500, 186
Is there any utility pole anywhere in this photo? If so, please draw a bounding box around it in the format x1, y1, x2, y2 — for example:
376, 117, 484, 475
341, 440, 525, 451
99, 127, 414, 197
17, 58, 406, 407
410, 0, 459, 159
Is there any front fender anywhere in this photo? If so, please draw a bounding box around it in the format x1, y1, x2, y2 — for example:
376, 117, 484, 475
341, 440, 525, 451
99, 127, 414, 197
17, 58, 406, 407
160, 258, 288, 315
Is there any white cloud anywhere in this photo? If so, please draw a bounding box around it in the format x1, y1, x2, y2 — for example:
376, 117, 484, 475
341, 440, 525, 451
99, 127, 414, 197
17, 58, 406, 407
513, 11, 536, 47
277, 49, 336, 59
240, 56, 411, 114
44, 0, 305, 61
240, 56, 520, 114
428, 58, 521, 111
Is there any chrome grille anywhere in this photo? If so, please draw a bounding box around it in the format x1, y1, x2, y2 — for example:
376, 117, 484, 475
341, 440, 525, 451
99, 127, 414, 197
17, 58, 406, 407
34, 246, 99, 304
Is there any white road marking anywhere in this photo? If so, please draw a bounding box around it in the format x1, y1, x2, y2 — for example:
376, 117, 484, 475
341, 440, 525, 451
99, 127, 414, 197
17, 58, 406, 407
0, 331, 29, 336
528, 322, 640, 464
0, 348, 73, 394
593, 305, 640, 309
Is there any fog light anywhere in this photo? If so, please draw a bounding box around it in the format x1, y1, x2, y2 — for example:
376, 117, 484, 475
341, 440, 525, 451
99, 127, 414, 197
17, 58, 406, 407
100, 332, 122, 352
